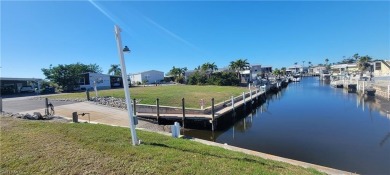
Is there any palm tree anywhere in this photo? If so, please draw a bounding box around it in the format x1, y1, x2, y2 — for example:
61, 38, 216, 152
357, 55, 372, 77
208, 62, 218, 74
281, 67, 287, 75
229, 59, 249, 79
108, 64, 121, 76
200, 62, 218, 78
308, 61, 312, 67
229, 61, 237, 71
325, 58, 329, 65
235, 59, 249, 70
353, 53, 360, 61
201, 63, 209, 72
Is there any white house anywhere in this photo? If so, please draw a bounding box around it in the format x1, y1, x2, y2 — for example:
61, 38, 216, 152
308, 66, 326, 76
331, 63, 358, 75
129, 70, 164, 85
239, 65, 263, 83
287, 65, 308, 74
260, 66, 272, 75
79, 73, 111, 90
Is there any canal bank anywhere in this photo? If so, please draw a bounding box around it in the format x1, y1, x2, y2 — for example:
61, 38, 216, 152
186, 77, 390, 174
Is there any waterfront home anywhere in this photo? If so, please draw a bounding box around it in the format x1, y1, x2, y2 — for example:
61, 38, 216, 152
287, 65, 308, 75
330, 63, 358, 76
308, 66, 326, 76
129, 70, 164, 85
238, 65, 265, 84
373, 60, 390, 77
260, 66, 273, 75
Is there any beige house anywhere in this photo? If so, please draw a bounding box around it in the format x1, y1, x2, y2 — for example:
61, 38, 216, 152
308, 66, 326, 76
373, 60, 390, 77
330, 63, 358, 75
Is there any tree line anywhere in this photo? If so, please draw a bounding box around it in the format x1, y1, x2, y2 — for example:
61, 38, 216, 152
166, 59, 251, 86
42, 63, 122, 92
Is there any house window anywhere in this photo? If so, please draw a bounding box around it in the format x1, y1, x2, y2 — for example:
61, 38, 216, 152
375, 62, 381, 70
79, 78, 85, 85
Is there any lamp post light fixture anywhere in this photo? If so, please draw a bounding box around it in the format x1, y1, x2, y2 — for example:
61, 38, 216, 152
114, 25, 139, 146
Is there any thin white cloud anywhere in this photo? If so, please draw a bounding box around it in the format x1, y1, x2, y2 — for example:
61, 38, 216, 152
88, 0, 118, 24
142, 15, 199, 51
88, 0, 202, 53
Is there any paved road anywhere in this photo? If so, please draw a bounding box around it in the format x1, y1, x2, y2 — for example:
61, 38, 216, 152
2, 97, 80, 113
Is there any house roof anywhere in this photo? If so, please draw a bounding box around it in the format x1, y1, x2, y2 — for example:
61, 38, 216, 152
331, 63, 357, 69
260, 66, 272, 68
130, 70, 164, 75
1, 77, 42, 81
288, 65, 303, 69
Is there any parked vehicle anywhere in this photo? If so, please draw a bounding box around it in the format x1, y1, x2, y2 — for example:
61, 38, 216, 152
20, 86, 35, 93
43, 87, 55, 94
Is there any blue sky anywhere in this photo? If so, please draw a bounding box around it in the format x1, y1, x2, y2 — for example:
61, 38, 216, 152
1, 1, 389, 79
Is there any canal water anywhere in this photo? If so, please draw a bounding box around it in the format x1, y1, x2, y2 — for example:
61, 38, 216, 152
187, 77, 390, 174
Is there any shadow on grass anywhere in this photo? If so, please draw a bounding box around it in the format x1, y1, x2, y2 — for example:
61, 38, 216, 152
144, 142, 285, 170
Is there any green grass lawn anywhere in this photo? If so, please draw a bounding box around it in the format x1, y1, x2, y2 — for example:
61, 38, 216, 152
48, 85, 248, 108
0, 117, 322, 175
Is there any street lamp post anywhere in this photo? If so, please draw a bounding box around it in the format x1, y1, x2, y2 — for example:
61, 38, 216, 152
114, 25, 139, 145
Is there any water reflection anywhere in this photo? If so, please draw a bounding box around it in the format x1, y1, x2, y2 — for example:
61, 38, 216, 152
186, 77, 390, 174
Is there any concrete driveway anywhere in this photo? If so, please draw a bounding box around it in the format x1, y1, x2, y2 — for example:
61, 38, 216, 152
2, 96, 80, 114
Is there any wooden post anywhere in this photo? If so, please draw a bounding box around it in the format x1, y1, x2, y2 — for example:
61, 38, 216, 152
356, 80, 359, 91
45, 98, 49, 115
388, 85, 390, 100
133, 98, 137, 116
242, 92, 246, 106
72, 112, 78, 123
231, 96, 235, 111
211, 98, 215, 131
156, 98, 160, 124
250, 90, 253, 101
86, 90, 90, 101
182, 98, 185, 128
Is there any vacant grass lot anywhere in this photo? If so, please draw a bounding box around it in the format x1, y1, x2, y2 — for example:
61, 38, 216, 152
0, 117, 322, 175
49, 85, 248, 108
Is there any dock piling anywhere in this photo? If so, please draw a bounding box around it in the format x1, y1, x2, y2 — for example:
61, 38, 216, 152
250, 90, 253, 102
133, 98, 137, 116
211, 98, 215, 131
363, 81, 365, 93
156, 98, 160, 124
231, 96, 235, 111
356, 80, 359, 91
182, 98, 185, 128
242, 92, 246, 106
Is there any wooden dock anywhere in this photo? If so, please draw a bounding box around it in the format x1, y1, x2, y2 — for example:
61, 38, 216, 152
134, 81, 287, 130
